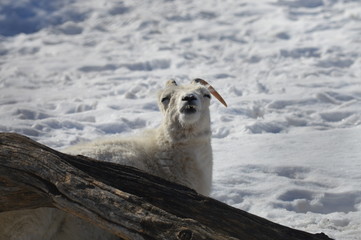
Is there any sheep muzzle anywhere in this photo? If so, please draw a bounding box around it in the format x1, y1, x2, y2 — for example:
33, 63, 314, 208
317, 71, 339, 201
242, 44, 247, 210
180, 104, 197, 114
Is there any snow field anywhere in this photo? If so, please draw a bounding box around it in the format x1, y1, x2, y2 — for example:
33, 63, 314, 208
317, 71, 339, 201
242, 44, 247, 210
1, 0, 361, 239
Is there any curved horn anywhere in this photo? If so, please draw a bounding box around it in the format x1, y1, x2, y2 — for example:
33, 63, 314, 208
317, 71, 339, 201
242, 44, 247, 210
193, 78, 228, 107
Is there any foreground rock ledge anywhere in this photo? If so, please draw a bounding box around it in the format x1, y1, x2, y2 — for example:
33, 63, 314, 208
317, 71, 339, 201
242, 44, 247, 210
0, 133, 333, 240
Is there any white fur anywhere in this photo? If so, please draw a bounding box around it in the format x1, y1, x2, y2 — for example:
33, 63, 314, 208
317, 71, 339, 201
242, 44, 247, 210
0, 80, 214, 240
66, 80, 213, 194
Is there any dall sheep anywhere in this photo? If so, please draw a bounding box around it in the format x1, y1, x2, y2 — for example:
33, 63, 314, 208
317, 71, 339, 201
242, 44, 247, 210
0, 79, 227, 240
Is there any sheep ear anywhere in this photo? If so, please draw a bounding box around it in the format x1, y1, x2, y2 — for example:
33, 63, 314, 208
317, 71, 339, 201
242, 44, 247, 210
193, 78, 228, 107
166, 79, 177, 87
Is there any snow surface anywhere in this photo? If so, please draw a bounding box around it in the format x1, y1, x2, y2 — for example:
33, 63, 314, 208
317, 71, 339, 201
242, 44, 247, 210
1, 0, 361, 239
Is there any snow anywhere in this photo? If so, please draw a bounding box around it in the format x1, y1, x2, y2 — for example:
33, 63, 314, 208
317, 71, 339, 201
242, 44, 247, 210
1, 0, 361, 239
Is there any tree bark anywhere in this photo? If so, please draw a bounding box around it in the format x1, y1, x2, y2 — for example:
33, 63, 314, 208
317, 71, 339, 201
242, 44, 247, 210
0, 132, 333, 240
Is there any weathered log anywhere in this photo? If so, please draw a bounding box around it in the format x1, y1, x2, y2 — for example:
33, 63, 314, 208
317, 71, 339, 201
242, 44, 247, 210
0, 132, 333, 240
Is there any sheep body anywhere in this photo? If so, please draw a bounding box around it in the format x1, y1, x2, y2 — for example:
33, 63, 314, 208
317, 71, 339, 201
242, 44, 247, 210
65, 127, 212, 195
0, 80, 215, 239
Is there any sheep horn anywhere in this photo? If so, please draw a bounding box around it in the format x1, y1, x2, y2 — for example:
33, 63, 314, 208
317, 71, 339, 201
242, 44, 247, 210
193, 78, 228, 107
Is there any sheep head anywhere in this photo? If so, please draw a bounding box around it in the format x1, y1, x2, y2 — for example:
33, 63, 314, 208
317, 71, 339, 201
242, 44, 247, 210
158, 79, 226, 139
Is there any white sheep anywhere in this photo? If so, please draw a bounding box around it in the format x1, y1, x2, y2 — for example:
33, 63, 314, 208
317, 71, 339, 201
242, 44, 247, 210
65, 78, 227, 195
0, 79, 226, 240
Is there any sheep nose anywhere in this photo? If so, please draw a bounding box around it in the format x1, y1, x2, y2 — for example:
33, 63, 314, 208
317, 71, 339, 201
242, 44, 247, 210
182, 94, 197, 102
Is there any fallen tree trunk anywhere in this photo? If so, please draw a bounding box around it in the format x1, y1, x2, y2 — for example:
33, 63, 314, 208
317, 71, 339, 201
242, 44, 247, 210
0, 133, 333, 240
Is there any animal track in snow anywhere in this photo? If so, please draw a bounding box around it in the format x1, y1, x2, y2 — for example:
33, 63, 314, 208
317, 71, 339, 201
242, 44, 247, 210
271, 166, 310, 180
96, 118, 146, 134
276, 190, 361, 214
212, 127, 230, 138
79, 59, 171, 73
14, 108, 51, 120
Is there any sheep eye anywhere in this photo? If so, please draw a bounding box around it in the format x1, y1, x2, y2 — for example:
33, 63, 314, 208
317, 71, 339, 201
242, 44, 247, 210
161, 96, 170, 103
204, 94, 211, 99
